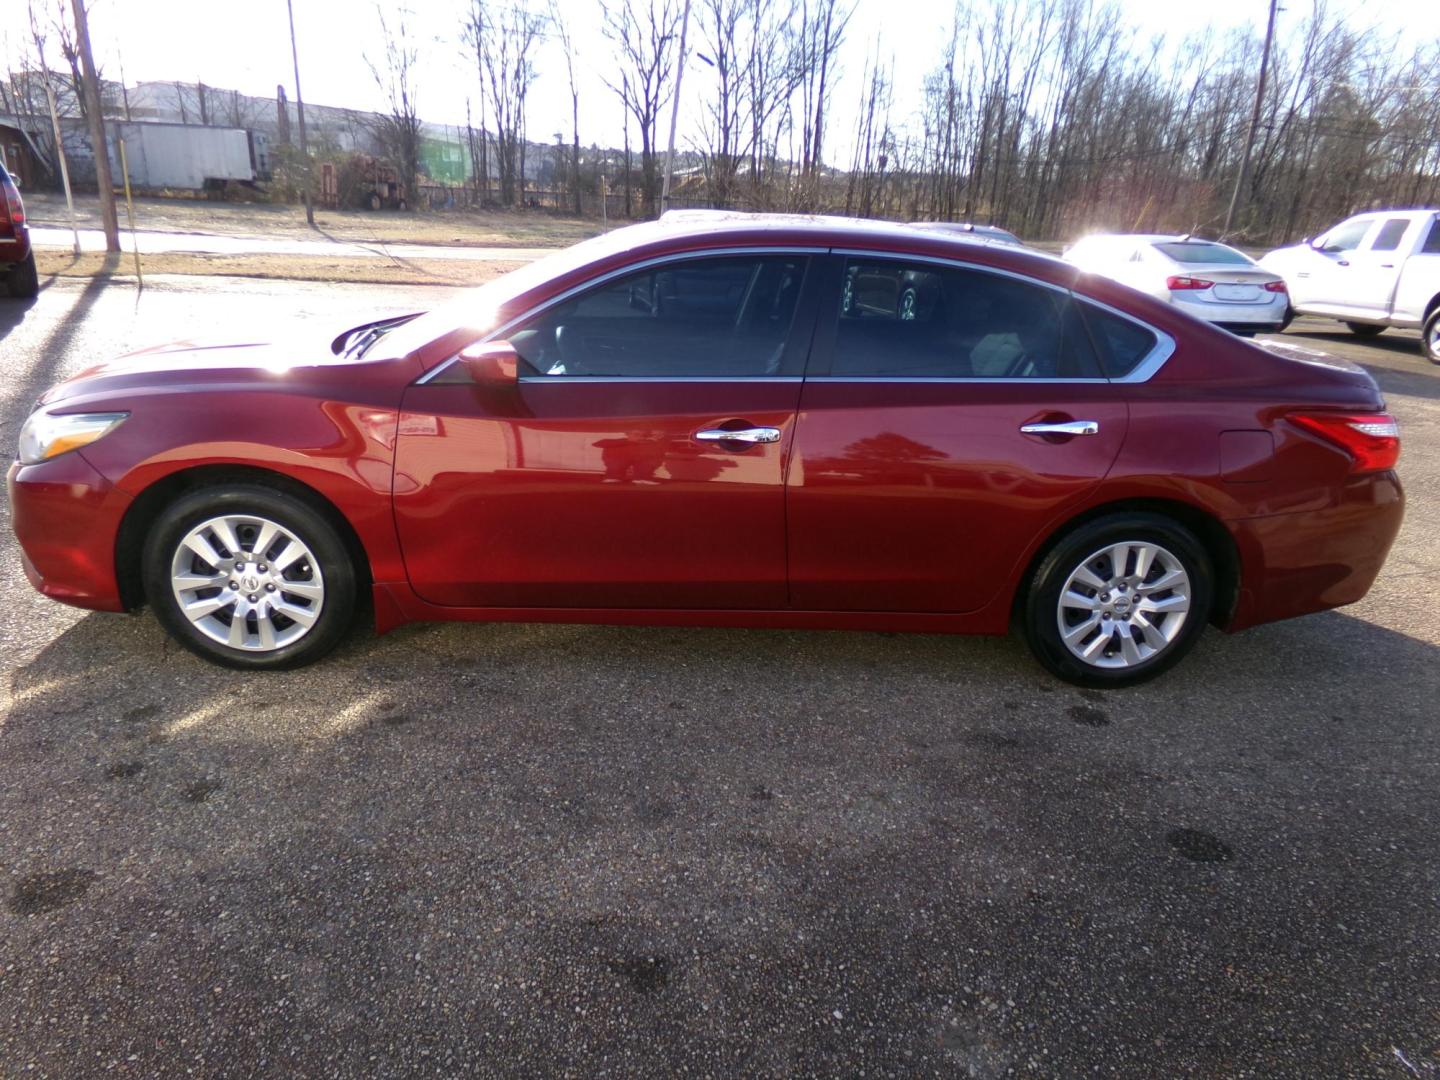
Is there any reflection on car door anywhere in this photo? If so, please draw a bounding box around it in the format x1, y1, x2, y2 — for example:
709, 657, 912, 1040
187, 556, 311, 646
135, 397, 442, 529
787, 255, 1133, 613
393, 252, 820, 609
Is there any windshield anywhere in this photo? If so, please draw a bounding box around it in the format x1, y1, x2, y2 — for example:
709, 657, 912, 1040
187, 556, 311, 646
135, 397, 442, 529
366, 230, 630, 360
1152, 241, 1252, 266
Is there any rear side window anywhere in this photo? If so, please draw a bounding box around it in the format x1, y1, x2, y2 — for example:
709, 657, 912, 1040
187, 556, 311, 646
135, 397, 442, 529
831, 260, 1102, 379
1421, 219, 1440, 255
508, 255, 809, 377
1079, 303, 1159, 379
1369, 218, 1410, 252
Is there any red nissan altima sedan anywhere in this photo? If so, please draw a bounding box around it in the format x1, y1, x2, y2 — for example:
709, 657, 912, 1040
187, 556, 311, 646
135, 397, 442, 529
8, 213, 1403, 686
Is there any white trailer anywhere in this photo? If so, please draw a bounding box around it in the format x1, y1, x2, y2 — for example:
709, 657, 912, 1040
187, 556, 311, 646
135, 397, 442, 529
107, 121, 256, 191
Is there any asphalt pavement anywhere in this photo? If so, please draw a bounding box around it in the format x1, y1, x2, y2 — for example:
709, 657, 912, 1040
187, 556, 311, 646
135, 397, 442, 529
1, 274, 1438, 1078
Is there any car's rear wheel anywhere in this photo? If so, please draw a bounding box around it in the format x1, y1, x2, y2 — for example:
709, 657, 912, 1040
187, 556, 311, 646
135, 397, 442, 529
142, 485, 356, 669
1022, 513, 1213, 687
1345, 321, 1384, 338
6, 251, 38, 298
1422, 308, 1440, 365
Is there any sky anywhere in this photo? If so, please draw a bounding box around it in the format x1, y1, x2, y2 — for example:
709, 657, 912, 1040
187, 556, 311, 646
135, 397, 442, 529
15, 0, 1440, 162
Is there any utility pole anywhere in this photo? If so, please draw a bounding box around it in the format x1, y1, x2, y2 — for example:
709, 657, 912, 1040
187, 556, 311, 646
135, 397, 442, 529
69, 0, 119, 252
659, 0, 693, 216
1222, 0, 1279, 240
286, 0, 315, 227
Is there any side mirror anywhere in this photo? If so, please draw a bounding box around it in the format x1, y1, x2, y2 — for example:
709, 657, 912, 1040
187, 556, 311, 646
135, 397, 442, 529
458, 340, 519, 385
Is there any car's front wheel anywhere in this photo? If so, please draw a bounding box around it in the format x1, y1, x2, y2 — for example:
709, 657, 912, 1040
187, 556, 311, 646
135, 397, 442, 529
142, 485, 357, 669
1022, 513, 1213, 687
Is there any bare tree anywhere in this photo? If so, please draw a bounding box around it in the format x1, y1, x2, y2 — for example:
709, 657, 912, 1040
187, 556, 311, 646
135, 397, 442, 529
366, 5, 423, 207
462, 0, 490, 200
603, 0, 681, 216
548, 0, 584, 214
794, 0, 850, 203
466, 0, 542, 206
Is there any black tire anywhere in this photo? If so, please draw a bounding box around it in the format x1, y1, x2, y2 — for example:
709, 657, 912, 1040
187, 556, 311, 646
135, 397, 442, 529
1278, 305, 1294, 332
367, 192, 382, 211
1423, 307, 1440, 366
6, 251, 38, 298
142, 485, 357, 670
1021, 513, 1214, 688
1344, 321, 1384, 338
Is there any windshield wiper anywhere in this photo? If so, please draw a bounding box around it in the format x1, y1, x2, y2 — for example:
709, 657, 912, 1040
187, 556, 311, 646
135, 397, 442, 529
332, 313, 422, 359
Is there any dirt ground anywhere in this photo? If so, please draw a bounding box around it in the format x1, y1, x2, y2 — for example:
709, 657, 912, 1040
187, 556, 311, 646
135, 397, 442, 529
24, 191, 604, 250
34, 249, 511, 289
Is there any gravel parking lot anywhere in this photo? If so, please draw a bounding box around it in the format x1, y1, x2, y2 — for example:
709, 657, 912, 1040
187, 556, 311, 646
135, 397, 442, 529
1, 276, 1437, 1077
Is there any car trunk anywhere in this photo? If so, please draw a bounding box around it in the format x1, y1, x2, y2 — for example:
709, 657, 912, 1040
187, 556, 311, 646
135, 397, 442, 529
1172, 264, 1280, 304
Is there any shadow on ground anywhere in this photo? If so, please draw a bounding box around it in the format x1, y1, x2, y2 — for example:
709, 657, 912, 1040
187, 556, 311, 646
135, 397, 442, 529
2, 608, 1437, 1075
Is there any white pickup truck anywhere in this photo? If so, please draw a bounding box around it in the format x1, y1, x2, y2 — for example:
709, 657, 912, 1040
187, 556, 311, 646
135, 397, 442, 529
1259, 209, 1440, 363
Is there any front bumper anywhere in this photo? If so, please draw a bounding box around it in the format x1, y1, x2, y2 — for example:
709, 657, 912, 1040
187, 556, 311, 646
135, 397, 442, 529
1226, 471, 1404, 631
7, 452, 132, 612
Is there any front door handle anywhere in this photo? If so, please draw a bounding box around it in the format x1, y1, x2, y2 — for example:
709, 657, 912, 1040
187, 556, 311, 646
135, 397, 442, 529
1020, 420, 1099, 437
695, 426, 782, 444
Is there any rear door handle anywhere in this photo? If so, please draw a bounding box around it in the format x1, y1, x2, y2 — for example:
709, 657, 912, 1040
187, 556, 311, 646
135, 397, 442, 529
695, 426, 782, 444
1020, 420, 1099, 437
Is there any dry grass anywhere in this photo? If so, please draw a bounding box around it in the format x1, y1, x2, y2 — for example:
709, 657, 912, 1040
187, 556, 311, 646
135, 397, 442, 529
25, 192, 607, 249
35, 250, 513, 289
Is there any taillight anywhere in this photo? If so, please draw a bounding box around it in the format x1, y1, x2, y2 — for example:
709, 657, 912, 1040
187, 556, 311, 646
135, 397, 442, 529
1166, 276, 1213, 290
2, 180, 22, 227
1288, 412, 1400, 472
1263, 280, 1287, 293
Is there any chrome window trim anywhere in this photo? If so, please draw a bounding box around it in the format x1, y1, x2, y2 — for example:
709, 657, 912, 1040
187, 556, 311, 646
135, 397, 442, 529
516, 375, 803, 384
807, 376, 1112, 385
829, 247, 1177, 384
417, 246, 828, 385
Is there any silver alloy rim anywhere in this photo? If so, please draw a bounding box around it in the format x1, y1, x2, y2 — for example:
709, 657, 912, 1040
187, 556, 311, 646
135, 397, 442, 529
1056, 540, 1192, 669
1428, 320, 1440, 357
169, 514, 325, 652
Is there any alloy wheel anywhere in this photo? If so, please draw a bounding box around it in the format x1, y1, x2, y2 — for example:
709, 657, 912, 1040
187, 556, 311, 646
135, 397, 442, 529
169, 514, 325, 652
1055, 540, 1192, 669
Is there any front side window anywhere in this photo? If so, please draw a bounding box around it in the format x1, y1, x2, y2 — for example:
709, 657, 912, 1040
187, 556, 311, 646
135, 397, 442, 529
1369, 218, 1410, 253
831, 260, 1103, 379
1318, 218, 1372, 254
508, 254, 809, 377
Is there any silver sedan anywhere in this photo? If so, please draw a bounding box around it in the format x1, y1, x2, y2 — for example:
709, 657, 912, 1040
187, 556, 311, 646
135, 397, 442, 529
1062, 234, 1290, 335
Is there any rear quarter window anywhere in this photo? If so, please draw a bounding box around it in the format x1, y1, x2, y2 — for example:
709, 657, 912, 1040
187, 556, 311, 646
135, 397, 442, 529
1079, 303, 1160, 378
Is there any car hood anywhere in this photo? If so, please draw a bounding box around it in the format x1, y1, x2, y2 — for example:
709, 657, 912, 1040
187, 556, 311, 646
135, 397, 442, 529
40, 334, 350, 406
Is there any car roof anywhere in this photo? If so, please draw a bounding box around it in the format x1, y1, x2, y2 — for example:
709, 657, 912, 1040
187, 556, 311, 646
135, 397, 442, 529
623, 210, 1064, 269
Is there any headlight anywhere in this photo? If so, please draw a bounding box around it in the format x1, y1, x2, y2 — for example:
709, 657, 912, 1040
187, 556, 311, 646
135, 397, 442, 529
17, 410, 129, 466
